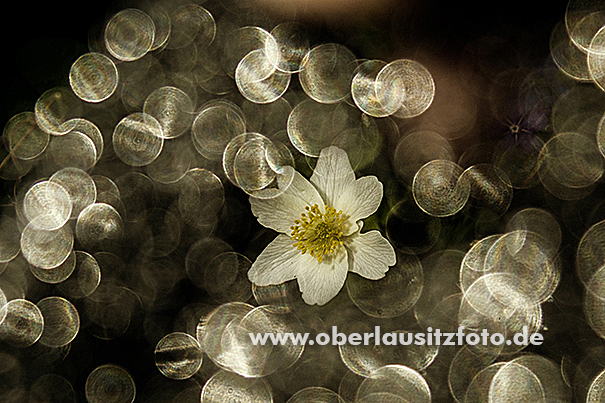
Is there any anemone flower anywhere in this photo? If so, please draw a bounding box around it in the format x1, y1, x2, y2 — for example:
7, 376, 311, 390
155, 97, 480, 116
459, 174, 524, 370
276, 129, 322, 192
248, 146, 396, 305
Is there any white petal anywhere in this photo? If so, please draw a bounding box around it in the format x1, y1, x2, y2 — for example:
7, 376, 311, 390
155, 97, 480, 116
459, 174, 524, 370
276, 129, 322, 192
345, 230, 396, 280
248, 234, 302, 285
296, 247, 349, 305
336, 175, 383, 235
250, 170, 323, 233
310, 146, 355, 207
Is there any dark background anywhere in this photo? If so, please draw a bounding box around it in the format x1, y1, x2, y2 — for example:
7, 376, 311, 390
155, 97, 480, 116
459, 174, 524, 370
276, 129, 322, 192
0, 0, 569, 131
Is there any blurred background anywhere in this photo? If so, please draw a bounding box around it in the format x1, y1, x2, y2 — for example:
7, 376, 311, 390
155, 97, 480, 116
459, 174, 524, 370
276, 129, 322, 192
3, 0, 603, 402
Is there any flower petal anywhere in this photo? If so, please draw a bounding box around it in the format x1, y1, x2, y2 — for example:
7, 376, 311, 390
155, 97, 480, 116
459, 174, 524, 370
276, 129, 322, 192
296, 247, 349, 305
250, 170, 323, 233
336, 175, 383, 235
248, 234, 302, 285
310, 146, 355, 207
345, 230, 396, 280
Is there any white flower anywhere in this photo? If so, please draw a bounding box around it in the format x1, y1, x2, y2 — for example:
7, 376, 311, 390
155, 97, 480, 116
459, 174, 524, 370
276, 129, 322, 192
248, 146, 396, 305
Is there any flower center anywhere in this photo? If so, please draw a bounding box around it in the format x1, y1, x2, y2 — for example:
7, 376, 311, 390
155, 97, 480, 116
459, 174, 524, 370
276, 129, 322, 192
290, 204, 346, 263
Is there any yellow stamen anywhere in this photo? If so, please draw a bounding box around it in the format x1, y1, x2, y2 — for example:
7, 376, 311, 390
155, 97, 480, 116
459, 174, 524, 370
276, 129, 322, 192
290, 204, 346, 263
